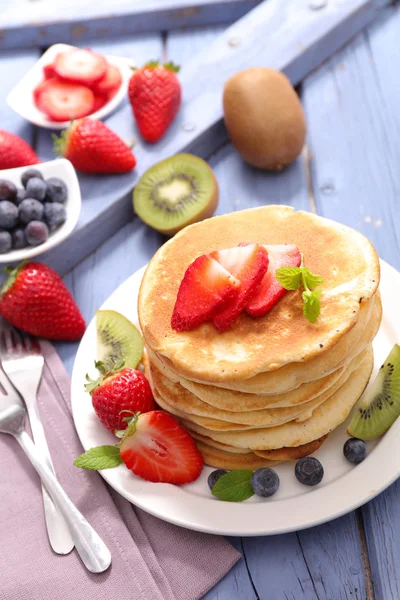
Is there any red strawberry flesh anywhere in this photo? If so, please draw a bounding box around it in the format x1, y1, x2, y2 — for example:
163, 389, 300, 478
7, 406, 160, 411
94, 63, 122, 94
43, 63, 56, 79
211, 244, 269, 331
54, 49, 107, 85
245, 244, 301, 317
34, 79, 94, 122
120, 411, 204, 484
171, 254, 240, 332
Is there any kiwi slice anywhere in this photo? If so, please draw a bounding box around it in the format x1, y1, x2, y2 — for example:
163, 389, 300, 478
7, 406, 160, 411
348, 344, 400, 440
133, 153, 218, 235
96, 310, 143, 371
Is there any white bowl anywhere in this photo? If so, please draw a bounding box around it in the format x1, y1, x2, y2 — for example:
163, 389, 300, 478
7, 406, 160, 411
0, 158, 81, 262
7, 43, 133, 130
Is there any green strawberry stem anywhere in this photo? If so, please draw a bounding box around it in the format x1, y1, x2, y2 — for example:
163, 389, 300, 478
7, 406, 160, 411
84, 358, 125, 394
115, 411, 141, 439
131, 60, 180, 73
0, 261, 27, 296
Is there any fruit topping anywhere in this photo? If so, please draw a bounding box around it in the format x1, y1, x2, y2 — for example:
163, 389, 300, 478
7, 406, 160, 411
171, 254, 240, 332
250, 467, 280, 497
347, 344, 400, 440
207, 469, 228, 490
96, 309, 144, 372
53, 118, 136, 174
128, 61, 181, 143
54, 49, 107, 85
85, 363, 155, 433
119, 411, 204, 484
0, 130, 39, 170
246, 244, 301, 317
133, 154, 218, 235
34, 79, 95, 122
211, 244, 269, 331
343, 438, 366, 464
94, 63, 122, 94
295, 456, 324, 486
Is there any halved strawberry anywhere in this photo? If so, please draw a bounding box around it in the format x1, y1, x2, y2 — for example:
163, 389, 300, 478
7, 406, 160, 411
43, 63, 56, 79
171, 254, 240, 332
94, 63, 122, 94
92, 93, 109, 113
35, 79, 94, 122
245, 244, 301, 317
119, 411, 204, 484
211, 244, 269, 331
54, 49, 107, 85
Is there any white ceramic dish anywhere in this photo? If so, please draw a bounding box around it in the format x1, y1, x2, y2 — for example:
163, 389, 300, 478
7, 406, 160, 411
71, 259, 400, 536
0, 159, 81, 262
7, 43, 133, 130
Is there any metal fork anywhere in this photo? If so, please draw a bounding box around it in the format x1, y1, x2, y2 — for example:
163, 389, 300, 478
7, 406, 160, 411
0, 364, 111, 573
0, 330, 74, 555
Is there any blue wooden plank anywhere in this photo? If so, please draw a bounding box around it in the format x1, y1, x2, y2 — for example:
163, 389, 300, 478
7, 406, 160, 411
301, 6, 400, 599
0, 0, 260, 51
32, 0, 391, 276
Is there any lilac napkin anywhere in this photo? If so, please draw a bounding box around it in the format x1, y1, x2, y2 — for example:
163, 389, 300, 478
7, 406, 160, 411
0, 340, 240, 600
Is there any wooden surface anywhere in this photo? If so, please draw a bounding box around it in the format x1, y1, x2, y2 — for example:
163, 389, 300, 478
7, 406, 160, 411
2, 5, 400, 599
11, 0, 390, 276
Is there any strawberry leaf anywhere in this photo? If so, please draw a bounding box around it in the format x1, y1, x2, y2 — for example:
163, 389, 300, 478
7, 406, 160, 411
74, 445, 122, 470
276, 267, 302, 290
212, 470, 254, 502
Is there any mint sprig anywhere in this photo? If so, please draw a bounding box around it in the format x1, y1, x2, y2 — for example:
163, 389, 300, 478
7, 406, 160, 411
212, 470, 254, 502
276, 259, 323, 323
74, 445, 122, 470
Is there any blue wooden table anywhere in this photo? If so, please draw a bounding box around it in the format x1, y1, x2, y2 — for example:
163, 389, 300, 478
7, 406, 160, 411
1, 2, 400, 598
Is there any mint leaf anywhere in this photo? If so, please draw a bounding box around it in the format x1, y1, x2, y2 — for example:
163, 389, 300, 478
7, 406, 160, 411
212, 470, 254, 502
302, 268, 324, 290
276, 267, 302, 290
302, 290, 322, 323
74, 445, 122, 470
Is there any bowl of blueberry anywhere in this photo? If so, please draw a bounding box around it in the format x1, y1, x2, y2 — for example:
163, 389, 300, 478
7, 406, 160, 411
0, 158, 81, 261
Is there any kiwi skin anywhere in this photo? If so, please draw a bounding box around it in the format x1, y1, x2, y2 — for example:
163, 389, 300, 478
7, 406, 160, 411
223, 68, 306, 171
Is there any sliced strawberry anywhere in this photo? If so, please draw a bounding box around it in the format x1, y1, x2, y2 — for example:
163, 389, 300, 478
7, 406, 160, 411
210, 244, 269, 331
54, 49, 107, 85
245, 244, 301, 317
92, 93, 109, 113
171, 254, 240, 332
33, 79, 48, 104
43, 63, 56, 79
35, 79, 94, 122
94, 63, 122, 93
119, 411, 204, 484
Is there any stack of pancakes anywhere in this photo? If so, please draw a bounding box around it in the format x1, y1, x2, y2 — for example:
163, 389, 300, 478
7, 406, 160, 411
138, 206, 381, 470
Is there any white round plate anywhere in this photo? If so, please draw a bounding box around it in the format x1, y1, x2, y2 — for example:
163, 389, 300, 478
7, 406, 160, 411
0, 158, 81, 262
71, 259, 400, 536
7, 43, 133, 130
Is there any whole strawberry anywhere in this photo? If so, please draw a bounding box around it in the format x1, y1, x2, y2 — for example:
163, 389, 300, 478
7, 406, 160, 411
85, 362, 155, 432
0, 130, 40, 170
53, 118, 136, 174
0, 262, 85, 340
128, 61, 181, 143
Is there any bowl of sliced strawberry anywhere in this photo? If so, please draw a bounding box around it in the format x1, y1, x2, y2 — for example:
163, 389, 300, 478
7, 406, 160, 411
7, 44, 133, 129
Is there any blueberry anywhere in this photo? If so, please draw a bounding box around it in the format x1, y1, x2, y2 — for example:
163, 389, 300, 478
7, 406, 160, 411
19, 198, 44, 224
43, 202, 67, 231
295, 456, 324, 486
207, 469, 228, 490
0, 231, 12, 253
11, 228, 27, 250
251, 468, 280, 497
343, 438, 366, 465
21, 168, 43, 188
0, 201, 18, 230
25, 221, 48, 246
15, 188, 27, 206
26, 177, 47, 201
0, 179, 17, 202
45, 177, 68, 203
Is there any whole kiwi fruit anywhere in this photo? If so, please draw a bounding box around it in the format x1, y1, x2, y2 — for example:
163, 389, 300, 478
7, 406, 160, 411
223, 68, 306, 171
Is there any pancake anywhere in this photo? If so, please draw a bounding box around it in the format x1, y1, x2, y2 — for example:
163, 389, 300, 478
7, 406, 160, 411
148, 347, 368, 428
190, 431, 252, 454
146, 292, 381, 395
182, 347, 374, 449
139, 206, 379, 383
195, 441, 279, 470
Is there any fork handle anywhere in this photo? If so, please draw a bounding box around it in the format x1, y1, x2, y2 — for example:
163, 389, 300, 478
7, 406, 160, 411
15, 429, 111, 573
26, 402, 74, 554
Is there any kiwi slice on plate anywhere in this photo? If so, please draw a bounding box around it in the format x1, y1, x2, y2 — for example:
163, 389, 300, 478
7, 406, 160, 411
96, 310, 143, 371
348, 344, 400, 440
133, 153, 218, 235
